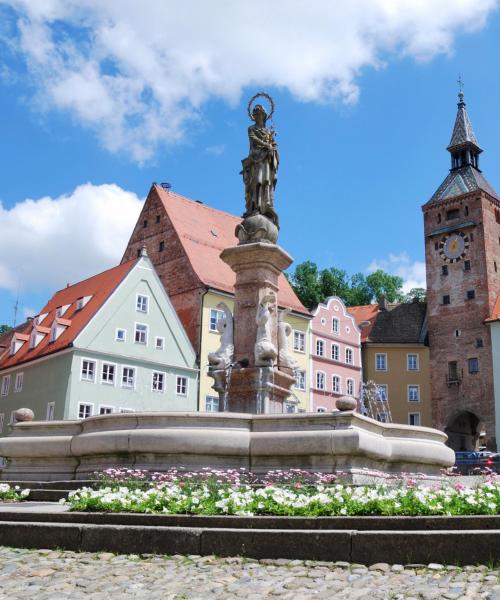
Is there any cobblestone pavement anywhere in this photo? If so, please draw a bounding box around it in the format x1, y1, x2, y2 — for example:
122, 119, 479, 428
0, 546, 499, 599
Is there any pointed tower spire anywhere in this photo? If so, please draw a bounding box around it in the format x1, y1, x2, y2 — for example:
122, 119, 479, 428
447, 87, 482, 171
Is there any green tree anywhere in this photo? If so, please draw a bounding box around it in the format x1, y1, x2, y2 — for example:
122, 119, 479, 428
404, 287, 427, 302
365, 270, 404, 303
0, 324, 12, 335
289, 262, 406, 309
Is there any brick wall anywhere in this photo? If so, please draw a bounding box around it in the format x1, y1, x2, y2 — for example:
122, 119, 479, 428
423, 191, 499, 449
122, 186, 206, 355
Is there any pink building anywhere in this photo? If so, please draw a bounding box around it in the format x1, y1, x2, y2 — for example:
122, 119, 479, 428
310, 296, 362, 412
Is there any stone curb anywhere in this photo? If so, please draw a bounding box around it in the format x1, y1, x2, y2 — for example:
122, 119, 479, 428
0, 519, 499, 563
1, 508, 500, 531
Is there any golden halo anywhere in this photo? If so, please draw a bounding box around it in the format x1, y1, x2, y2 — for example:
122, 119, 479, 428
247, 92, 275, 121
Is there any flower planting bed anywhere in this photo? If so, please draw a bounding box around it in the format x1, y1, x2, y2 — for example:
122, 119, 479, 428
0, 469, 499, 564
0, 483, 30, 502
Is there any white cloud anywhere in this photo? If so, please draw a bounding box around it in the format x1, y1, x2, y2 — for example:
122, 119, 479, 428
0, 183, 142, 294
367, 253, 426, 293
2, 0, 497, 162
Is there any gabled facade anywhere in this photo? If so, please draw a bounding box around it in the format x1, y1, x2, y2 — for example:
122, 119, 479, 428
122, 185, 311, 412
423, 93, 500, 451
309, 296, 362, 412
0, 253, 198, 434
350, 300, 432, 427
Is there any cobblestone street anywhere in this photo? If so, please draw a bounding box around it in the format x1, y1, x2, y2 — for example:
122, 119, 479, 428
0, 546, 498, 599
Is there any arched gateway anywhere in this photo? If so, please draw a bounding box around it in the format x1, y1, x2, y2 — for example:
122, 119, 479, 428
445, 411, 482, 451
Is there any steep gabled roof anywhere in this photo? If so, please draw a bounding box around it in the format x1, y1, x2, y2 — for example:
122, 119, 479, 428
349, 301, 427, 344
153, 185, 309, 315
486, 294, 500, 323
447, 93, 480, 151
0, 260, 137, 371
348, 304, 379, 343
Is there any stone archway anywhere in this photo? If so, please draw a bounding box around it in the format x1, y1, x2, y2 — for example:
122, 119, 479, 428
445, 411, 481, 451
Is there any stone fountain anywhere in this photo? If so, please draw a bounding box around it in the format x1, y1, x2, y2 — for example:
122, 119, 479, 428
0, 93, 455, 482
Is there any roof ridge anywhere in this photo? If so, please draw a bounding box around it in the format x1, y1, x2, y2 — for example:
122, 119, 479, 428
50, 257, 138, 296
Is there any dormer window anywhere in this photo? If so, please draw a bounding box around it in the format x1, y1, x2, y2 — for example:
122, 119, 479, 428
56, 304, 70, 318
36, 313, 48, 325
75, 296, 92, 311
9, 334, 28, 355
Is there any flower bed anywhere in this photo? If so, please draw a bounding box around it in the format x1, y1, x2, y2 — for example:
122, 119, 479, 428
0, 483, 30, 502
62, 468, 500, 517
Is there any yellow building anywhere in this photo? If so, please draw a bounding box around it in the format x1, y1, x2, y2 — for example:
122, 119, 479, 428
199, 290, 311, 413
350, 300, 432, 427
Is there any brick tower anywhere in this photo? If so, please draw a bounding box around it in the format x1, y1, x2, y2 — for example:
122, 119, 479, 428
423, 91, 500, 451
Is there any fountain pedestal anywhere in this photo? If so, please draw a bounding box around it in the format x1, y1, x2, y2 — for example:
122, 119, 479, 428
219, 241, 295, 413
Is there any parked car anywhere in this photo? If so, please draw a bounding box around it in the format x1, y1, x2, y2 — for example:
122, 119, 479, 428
482, 453, 500, 474
454, 451, 481, 475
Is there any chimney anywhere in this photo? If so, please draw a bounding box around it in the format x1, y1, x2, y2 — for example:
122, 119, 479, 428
379, 295, 388, 311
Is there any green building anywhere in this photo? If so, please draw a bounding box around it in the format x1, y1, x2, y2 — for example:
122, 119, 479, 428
0, 249, 198, 434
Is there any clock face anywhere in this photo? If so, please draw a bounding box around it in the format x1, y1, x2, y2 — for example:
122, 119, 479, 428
438, 232, 470, 263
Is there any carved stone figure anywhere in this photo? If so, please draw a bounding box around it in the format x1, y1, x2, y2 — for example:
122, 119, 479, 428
241, 93, 279, 227
255, 292, 277, 366
208, 302, 234, 371
277, 310, 298, 370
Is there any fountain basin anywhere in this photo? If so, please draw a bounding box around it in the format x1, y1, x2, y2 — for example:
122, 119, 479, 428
0, 411, 454, 482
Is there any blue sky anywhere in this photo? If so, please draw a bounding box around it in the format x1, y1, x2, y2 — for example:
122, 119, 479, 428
1, 0, 500, 324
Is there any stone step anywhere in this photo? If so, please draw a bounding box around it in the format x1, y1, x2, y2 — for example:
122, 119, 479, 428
0, 515, 497, 564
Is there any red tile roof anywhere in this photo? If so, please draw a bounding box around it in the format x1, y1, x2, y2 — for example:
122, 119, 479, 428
0, 260, 137, 371
348, 304, 379, 342
154, 185, 309, 315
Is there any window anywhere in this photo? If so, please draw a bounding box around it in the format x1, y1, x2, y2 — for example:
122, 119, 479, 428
476, 338, 484, 348
159, 241, 165, 252
465, 206, 469, 216
135, 323, 148, 344
346, 379, 354, 396
466, 290, 475, 300
455, 329, 461, 338
317, 407, 327, 413
407, 354, 419, 371
152, 371, 165, 392
81, 360, 96, 382
1, 375, 10, 396
434, 242, 439, 250
0, 413, 4, 432
99, 406, 113, 415
375, 353, 387, 371
14, 372, 24, 393
156, 215, 160, 224
136, 294, 149, 313
78, 403, 93, 419
448, 361, 459, 382
101, 363, 115, 385
331, 344, 339, 361
446, 208, 460, 220
284, 403, 296, 414
46, 402, 55, 420
155, 336, 165, 350
76, 297, 84, 310
205, 396, 219, 412
345, 348, 353, 365
332, 318, 340, 334
376, 384, 388, 402
437, 213, 441, 224
316, 339, 325, 357
176, 376, 188, 396
209, 309, 223, 332
332, 375, 341, 393
441, 265, 448, 276
408, 413, 421, 426
442, 295, 450, 305
376, 412, 388, 423
122, 367, 136, 389
143, 219, 148, 228
408, 385, 420, 402
316, 371, 325, 390
116, 328, 126, 342
470, 233, 474, 242
468, 358, 479, 374
464, 260, 471, 271
295, 370, 306, 391
293, 331, 305, 352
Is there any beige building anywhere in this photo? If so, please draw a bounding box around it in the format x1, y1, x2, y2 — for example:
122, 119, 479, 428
350, 300, 432, 427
